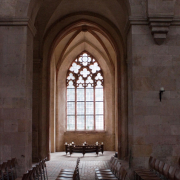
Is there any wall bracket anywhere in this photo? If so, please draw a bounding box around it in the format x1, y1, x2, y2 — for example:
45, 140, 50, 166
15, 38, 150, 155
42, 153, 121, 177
148, 15, 173, 45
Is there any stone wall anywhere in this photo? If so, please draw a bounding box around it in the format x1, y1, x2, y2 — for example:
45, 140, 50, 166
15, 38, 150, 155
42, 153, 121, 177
1, 0, 180, 176
64, 132, 114, 151
129, 24, 180, 168
55, 48, 116, 152
0, 25, 33, 175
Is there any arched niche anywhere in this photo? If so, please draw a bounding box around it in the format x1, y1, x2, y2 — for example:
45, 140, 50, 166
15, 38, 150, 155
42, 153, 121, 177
55, 43, 115, 151
39, 14, 128, 160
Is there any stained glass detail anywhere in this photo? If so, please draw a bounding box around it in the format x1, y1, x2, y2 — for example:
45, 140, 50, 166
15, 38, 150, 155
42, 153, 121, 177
66, 51, 104, 131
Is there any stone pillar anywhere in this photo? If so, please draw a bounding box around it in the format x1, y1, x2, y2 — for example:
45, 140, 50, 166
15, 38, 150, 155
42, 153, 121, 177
32, 59, 41, 162
0, 19, 35, 176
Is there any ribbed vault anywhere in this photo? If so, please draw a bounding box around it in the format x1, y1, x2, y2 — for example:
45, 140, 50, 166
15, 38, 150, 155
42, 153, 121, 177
48, 21, 117, 153
32, 0, 129, 161
54, 26, 115, 72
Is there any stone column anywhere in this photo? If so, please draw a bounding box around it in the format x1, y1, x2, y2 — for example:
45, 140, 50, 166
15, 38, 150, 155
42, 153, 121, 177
32, 59, 41, 162
0, 19, 35, 176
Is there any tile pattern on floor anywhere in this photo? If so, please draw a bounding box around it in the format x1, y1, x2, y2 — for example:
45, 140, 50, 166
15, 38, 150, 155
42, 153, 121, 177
46, 160, 110, 180
46, 151, 115, 180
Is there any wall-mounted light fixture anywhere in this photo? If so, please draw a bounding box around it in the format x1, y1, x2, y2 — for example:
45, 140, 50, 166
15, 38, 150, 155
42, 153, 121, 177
159, 87, 165, 102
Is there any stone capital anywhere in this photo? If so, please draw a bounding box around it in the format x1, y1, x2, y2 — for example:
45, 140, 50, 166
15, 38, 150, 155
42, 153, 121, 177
148, 15, 174, 45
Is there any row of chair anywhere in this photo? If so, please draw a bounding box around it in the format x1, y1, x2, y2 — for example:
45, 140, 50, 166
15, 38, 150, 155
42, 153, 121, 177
134, 156, 180, 180
21, 158, 48, 180
0, 158, 17, 180
95, 156, 127, 180
56, 157, 80, 180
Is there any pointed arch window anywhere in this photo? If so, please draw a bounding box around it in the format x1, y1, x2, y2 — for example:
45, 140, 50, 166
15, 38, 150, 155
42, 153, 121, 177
66, 52, 104, 131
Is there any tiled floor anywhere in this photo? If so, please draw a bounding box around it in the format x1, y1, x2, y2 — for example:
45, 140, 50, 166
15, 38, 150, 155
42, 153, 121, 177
46, 151, 115, 180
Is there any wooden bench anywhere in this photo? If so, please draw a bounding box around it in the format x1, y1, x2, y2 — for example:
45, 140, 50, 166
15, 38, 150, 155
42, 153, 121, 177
95, 156, 127, 180
65, 144, 104, 156
56, 157, 80, 180
134, 156, 180, 180
0, 158, 17, 180
19, 157, 48, 180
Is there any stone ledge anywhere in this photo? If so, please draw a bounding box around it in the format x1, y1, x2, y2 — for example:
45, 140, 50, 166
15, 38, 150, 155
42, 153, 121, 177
171, 18, 180, 26
0, 18, 36, 36
129, 16, 148, 25
128, 15, 180, 45
129, 17, 180, 26
64, 131, 106, 134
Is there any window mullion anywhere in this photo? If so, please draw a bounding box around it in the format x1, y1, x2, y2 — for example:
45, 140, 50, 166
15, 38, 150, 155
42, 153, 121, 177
84, 86, 86, 130
66, 52, 104, 131
94, 85, 96, 130
75, 86, 77, 130
103, 87, 105, 130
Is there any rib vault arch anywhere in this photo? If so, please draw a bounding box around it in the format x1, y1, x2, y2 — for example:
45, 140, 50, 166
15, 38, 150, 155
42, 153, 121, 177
38, 15, 128, 160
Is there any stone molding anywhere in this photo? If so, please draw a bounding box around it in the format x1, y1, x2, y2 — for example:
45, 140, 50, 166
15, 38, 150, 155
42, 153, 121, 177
0, 18, 36, 36
171, 17, 180, 26
129, 16, 148, 25
148, 15, 174, 45
128, 15, 180, 45
129, 16, 180, 26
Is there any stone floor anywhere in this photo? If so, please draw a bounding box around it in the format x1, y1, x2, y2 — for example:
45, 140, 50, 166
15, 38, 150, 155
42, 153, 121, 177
46, 151, 115, 180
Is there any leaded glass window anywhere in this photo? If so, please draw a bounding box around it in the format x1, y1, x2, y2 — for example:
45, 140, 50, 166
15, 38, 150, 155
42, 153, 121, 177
66, 52, 104, 131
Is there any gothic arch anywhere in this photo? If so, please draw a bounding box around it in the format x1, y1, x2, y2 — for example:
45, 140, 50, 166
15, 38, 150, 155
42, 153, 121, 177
39, 14, 128, 159
26, 0, 134, 162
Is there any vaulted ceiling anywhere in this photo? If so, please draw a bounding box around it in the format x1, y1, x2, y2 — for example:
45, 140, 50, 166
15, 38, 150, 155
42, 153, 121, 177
33, 0, 131, 63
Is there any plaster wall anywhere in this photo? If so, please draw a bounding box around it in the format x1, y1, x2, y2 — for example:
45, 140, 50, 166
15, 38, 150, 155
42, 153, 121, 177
128, 24, 180, 168
0, 26, 33, 175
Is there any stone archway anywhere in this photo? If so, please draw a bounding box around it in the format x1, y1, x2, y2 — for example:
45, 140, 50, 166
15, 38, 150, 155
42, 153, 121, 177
31, 0, 131, 162
1, 0, 180, 176
42, 16, 128, 160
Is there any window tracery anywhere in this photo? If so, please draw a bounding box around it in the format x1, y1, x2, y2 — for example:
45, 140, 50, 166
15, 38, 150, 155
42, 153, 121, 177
66, 52, 104, 131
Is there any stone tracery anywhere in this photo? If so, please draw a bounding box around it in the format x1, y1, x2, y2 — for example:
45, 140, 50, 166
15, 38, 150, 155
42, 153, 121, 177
66, 52, 104, 131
